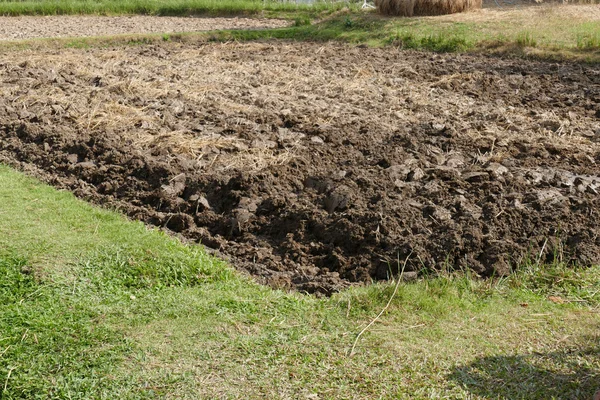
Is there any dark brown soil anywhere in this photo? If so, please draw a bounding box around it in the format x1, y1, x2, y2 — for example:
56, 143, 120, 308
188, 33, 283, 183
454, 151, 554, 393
1, 41, 599, 294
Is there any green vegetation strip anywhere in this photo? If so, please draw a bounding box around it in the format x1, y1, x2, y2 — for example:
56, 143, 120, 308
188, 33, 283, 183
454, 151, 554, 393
0, 166, 599, 398
218, 10, 600, 61
0, 0, 355, 17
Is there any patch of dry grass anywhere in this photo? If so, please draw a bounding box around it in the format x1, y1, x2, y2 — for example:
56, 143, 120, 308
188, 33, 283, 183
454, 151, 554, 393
3, 40, 598, 176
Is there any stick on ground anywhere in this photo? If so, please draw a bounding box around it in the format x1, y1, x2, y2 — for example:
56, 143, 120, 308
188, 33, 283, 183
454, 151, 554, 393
348, 252, 412, 357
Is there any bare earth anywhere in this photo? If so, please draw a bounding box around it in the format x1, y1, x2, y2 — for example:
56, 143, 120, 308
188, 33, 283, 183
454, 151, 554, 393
0, 15, 290, 41
0, 41, 599, 294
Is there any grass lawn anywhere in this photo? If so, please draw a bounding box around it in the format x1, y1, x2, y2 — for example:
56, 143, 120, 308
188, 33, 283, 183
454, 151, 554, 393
0, 165, 598, 398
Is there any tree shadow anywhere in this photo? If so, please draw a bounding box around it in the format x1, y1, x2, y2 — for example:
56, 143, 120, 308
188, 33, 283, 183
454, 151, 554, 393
448, 341, 600, 400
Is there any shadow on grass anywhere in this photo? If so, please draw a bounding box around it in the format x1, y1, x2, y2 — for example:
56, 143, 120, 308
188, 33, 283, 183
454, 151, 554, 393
448, 341, 600, 399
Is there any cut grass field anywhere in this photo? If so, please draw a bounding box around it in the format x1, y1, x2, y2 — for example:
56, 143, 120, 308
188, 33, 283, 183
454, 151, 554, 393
0, 165, 599, 398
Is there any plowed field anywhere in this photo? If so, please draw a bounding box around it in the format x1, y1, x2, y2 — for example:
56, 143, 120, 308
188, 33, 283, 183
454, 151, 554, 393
1, 41, 599, 294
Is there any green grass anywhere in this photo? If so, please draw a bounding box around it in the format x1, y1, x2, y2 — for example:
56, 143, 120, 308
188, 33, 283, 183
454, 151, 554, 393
215, 9, 600, 59
0, 0, 356, 17
0, 164, 599, 398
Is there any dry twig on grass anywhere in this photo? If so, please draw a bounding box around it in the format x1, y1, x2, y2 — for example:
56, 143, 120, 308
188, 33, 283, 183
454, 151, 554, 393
349, 252, 412, 357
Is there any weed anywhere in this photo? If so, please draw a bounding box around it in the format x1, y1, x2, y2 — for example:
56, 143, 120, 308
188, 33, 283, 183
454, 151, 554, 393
516, 31, 537, 48
127, 37, 154, 45
577, 33, 600, 49
421, 34, 469, 52
344, 16, 354, 28
294, 16, 311, 27
65, 39, 91, 49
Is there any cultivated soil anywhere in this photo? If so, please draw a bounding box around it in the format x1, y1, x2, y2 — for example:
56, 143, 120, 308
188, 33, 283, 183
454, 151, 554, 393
1, 41, 599, 294
0, 16, 289, 41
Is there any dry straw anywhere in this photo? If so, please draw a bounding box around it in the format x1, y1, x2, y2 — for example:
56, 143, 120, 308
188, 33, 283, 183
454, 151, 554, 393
376, 0, 482, 16
375, 0, 417, 16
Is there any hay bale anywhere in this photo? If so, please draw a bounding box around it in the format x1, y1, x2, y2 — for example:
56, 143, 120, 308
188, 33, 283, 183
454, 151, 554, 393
376, 0, 481, 16
414, 0, 482, 15
375, 0, 416, 16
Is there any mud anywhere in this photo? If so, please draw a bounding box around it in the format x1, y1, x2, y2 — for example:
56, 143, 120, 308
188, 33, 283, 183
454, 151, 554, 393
1, 41, 599, 294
